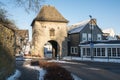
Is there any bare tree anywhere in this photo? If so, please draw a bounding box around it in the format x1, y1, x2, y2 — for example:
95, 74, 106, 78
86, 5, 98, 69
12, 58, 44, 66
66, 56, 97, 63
0, 0, 45, 13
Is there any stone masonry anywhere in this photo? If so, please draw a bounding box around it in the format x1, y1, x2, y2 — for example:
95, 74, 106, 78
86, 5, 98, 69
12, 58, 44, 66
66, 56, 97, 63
31, 5, 68, 58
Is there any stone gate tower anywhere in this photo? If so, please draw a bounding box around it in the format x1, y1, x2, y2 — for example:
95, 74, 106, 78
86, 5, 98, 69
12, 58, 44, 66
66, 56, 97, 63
31, 5, 68, 58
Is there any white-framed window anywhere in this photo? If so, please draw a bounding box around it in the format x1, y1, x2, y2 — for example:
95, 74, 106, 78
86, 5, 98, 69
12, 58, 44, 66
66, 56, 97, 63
83, 48, 86, 56
97, 34, 102, 40
117, 48, 120, 57
93, 48, 97, 56
112, 48, 116, 57
88, 34, 91, 41
108, 48, 111, 57
86, 48, 90, 56
82, 33, 87, 41
97, 48, 101, 56
71, 47, 78, 54
101, 48, 105, 56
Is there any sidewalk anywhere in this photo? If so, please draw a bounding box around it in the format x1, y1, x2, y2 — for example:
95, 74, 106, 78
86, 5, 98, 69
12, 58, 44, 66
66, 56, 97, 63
16, 60, 39, 80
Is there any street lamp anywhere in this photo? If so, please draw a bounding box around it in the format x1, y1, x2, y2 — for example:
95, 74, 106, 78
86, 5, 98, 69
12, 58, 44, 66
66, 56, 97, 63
89, 15, 94, 60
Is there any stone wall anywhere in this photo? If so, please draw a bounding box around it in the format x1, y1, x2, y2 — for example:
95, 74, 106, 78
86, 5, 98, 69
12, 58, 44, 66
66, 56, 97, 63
32, 21, 68, 58
0, 24, 15, 79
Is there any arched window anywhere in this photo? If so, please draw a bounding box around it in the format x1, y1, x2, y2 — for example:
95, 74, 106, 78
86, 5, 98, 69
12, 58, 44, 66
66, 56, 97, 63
50, 28, 55, 36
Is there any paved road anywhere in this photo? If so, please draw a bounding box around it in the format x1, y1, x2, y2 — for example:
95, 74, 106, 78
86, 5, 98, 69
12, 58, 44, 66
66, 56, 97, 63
58, 60, 120, 80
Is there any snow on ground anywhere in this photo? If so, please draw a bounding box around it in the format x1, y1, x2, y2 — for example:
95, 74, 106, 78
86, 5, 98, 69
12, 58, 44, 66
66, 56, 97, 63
63, 56, 120, 63
7, 70, 21, 80
72, 73, 82, 80
47, 59, 72, 63
24, 61, 82, 80
47, 59, 83, 65
16, 57, 32, 61
15, 56, 83, 80
24, 64, 46, 80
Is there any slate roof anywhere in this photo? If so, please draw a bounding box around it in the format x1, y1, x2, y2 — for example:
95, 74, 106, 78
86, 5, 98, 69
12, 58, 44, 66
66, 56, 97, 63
68, 19, 90, 34
31, 5, 68, 26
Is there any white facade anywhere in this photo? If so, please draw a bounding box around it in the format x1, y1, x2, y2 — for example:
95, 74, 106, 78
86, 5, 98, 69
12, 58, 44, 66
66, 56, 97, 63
80, 43, 120, 59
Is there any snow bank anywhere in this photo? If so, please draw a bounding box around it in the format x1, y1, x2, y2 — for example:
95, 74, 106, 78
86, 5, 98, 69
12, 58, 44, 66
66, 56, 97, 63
7, 70, 21, 80
63, 56, 120, 63
24, 64, 46, 80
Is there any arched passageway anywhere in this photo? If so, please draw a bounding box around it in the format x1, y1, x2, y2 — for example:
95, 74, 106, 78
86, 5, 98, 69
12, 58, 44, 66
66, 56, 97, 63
44, 40, 59, 59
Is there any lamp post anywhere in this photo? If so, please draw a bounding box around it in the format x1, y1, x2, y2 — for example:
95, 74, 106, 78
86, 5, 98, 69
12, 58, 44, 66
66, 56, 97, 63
89, 15, 94, 60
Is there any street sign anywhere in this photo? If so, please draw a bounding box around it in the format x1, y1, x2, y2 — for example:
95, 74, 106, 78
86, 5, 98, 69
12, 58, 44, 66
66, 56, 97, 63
90, 43, 94, 48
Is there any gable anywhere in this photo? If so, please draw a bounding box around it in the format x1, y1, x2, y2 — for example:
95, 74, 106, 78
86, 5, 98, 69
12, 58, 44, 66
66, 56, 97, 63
68, 19, 103, 34
68, 19, 90, 34
31, 5, 68, 26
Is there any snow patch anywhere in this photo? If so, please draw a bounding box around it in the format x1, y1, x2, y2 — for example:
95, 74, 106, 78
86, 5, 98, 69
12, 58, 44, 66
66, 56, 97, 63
16, 57, 32, 61
63, 56, 120, 63
24, 64, 46, 80
72, 73, 82, 80
24, 61, 82, 80
39, 68, 46, 80
7, 70, 21, 80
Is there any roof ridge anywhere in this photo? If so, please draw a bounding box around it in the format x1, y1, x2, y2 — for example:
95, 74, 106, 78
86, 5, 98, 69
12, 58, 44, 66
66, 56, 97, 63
68, 19, 90, 31
72, 19, 90, 26
34, 5, 68, 22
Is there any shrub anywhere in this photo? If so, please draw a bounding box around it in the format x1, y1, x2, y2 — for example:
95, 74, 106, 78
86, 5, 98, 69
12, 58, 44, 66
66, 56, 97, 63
39, 60, 74, 80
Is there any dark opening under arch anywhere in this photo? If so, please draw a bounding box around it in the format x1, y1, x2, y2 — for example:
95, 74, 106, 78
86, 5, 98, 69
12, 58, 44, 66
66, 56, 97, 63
44, 40, 59, 59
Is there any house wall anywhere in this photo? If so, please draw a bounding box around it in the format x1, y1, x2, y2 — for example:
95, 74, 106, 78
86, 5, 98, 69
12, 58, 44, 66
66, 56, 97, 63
69, 20, 103, 57
0, 24, 15, 79
32, 21, 68, 58
68, 33, 80, 56
80, 44, 120, 58
80, 24, 103, 42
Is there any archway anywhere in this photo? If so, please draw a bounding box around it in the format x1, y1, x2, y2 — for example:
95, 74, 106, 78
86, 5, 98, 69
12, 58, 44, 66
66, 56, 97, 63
44, 40, 59, 59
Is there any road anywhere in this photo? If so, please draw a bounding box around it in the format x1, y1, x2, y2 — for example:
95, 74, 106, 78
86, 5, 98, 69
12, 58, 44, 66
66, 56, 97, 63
58, 60, 120, 80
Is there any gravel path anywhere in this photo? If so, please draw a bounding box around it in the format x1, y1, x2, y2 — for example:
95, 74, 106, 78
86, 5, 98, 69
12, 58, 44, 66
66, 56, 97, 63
16, 60, 39, 80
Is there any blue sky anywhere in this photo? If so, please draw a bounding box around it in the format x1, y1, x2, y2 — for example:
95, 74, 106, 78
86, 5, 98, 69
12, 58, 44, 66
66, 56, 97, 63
1, 0, 120, 41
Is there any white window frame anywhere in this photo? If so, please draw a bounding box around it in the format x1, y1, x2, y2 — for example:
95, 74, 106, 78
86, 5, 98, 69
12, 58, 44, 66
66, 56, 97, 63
82, 33, 87, 41
88, 33, 91, 41
71, 47, 78, 54
97, 34, 102, 41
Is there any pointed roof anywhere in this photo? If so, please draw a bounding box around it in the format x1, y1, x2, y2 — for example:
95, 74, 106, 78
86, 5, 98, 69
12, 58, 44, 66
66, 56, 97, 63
31, 5, 68, 26
68, 19, 90, 34
68, 18, 99, 34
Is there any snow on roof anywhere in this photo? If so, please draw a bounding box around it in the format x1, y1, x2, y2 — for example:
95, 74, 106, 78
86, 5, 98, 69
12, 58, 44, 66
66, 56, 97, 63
102, 28, 115, 37
68, 19, 90, 34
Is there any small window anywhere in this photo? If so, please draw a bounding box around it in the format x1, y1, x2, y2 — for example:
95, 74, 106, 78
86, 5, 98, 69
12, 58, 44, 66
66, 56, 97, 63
117, 48, 120, 57
87, 48, 90, 56
71, 47, 78, 54
108, 48, 111, 57
75, 47, 78, 53
112, 48, 116, 57
97, 34, 102, 40
101, 48, 105, 56
83, 48, 86, 56
97, 48, 101, 56
71, 47, 74, 53
93, 48, 96, 56
88, 34, 91, 41
82, 33, 87, 41
50, 28, 55, 36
